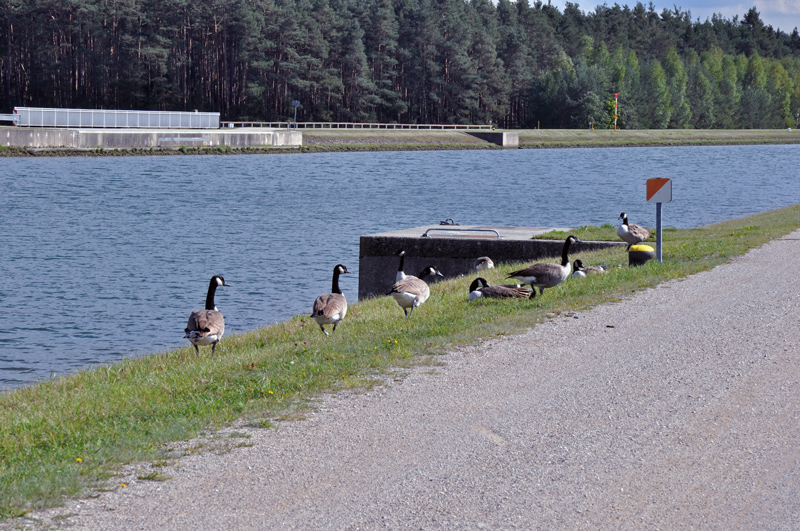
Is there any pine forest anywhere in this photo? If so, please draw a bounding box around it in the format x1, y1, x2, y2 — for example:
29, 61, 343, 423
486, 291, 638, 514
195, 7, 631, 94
2, 0, 800, 129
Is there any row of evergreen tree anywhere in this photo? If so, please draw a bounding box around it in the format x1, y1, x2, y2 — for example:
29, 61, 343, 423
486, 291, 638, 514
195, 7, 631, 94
2, 0, 799, 128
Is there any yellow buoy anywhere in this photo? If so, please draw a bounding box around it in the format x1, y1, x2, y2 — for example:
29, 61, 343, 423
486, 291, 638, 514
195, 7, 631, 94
628, 244, 655, 267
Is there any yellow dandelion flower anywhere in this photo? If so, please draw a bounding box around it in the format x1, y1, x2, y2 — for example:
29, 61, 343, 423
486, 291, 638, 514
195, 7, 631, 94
268, 390, 274, 395
121, 483, 127, 487
76, 458, 82, 463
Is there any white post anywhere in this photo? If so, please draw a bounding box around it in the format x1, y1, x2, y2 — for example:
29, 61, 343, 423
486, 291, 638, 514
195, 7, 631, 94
656, 202, 663, 262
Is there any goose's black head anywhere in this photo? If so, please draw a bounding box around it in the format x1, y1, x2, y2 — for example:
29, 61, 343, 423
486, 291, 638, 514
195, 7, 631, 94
419, 266, 444, 279
212, 275, 230, 287
334, 264, 350, 275
469, 277, 489, 292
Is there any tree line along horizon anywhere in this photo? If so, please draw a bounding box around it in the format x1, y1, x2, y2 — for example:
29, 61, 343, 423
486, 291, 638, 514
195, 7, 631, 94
2, 0, 799, 129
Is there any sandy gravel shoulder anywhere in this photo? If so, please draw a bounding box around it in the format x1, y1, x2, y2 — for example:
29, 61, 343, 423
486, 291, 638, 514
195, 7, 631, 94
7, 230, 800, 530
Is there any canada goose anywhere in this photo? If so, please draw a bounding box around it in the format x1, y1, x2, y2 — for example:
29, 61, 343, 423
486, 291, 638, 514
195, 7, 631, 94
311, 264, 350, 335
387, 265, 443, 318
395, 250, 407, 282
617, 212, 652, 250
507, 235, 580, 298
474, 256, 495, 271
184, 275, 230, 354
572, 259, 606, 278
468, 277, 532, 300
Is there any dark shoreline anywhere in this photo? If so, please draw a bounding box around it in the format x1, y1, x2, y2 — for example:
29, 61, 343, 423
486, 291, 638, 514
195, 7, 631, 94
1, 128, 798, 156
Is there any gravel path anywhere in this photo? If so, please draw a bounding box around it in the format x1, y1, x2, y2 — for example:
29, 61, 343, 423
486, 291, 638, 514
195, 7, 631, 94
12, 231, 800, 530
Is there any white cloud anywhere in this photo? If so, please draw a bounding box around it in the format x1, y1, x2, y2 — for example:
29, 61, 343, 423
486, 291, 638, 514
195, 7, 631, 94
546, 0, 800, 33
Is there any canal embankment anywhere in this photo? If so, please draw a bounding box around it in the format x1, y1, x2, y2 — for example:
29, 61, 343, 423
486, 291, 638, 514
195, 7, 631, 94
3, 208, 800, 529
1, 205, 799, 522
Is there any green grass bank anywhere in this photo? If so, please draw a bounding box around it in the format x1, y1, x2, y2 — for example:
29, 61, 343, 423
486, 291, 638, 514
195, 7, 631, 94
1, 205, 799, 519
1, 128, 798, 156
301, 128, 800, 152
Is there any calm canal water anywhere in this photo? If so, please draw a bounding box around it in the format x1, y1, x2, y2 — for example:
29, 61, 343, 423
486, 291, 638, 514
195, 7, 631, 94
2, 145, 798, 389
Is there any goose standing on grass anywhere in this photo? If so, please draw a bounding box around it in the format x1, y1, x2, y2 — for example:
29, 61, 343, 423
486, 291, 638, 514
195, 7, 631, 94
185, 275, 230, 355
507, 235, 580, 298
395, 250, 408, 282
572, 259, 606, 278
387, 266, 443, 318
311, 264, 350, 335
617, 212, 651, 249
468, 277, 532, 300
474, 256, 495, 271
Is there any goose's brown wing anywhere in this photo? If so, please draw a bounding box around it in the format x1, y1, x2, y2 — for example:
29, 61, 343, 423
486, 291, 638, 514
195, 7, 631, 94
481, 285, 533, 298
312, 293, 347, 319
629, 223, 651, 241
185, 309, 225, 337
387, 276, 428, 296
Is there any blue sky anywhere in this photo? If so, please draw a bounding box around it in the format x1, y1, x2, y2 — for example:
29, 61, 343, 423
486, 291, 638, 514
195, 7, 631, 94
548, 0, 800, 35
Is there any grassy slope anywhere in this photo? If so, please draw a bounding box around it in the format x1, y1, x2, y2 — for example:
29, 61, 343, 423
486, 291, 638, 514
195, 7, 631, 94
515, 128, 800, 148
300, 128, 800, 151
1, 205, 799, 518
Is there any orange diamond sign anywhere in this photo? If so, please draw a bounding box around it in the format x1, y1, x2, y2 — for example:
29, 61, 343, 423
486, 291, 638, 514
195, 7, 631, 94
647, 178, 672, 203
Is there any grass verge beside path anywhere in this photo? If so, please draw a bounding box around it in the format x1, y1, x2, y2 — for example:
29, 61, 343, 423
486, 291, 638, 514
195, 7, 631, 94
1, 205, 799, 519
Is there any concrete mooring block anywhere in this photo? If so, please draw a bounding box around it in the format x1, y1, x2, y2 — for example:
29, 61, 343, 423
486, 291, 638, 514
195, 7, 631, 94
358, 224, 625, 300
466, 131, 519, 148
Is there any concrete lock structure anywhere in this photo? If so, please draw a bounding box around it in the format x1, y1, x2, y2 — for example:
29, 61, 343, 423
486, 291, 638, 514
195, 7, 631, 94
1, 127, 301, 149
358, 224, 625, 300
2, 107, 302, 149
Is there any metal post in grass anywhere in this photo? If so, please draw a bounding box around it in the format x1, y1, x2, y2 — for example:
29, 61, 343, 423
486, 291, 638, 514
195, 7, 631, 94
647, 178, 672, 262
292, 100, 300, 129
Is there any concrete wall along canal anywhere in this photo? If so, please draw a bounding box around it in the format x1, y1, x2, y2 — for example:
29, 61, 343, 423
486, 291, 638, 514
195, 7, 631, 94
1, 127, 302, 148
358, 224, 625, 299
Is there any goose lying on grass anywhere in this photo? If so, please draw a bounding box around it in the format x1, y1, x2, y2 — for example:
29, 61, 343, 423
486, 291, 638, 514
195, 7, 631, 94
468, 277, 532, 300
474, 256, 494, 271
572, 259, 606, 278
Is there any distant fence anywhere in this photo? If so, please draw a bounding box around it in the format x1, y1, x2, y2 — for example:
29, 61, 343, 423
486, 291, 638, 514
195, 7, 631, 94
221, 121, 493, 130
5, 110, 491, 131
13, 107, 220, 129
